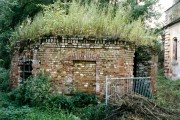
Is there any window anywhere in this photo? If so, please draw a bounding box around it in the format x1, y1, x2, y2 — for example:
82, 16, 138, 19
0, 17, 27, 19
173, 38, 177, 60
20, 60, 32, 84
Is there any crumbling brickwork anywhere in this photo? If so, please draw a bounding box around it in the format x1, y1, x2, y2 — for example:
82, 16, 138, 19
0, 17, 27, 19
11, 36, 135, 95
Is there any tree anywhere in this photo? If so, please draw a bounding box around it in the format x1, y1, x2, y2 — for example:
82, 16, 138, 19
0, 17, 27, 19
0, 0, 53, 68
122, 0, 159, 21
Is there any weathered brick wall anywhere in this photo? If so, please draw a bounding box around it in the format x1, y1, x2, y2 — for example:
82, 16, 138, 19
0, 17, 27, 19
11, 37, 135, 95
10, 51, 20, 89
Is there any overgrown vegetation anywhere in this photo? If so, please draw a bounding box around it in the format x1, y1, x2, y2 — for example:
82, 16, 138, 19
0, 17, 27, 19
12, 1, 157, 46
0, 70, 180, 119
4, 74, 106, 120
0, 0, 160, 69
9, 75, 53, 106
103, 70, 180, 120
156, 69, 180, 110
0, 0, 53, 69
0, 68, 10, 92
105, 95, 179, 120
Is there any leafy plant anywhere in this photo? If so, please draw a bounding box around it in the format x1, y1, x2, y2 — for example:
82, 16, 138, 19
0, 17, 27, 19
0, 68, 10, 92
44, 94, 73, 111
74, 104, 107, 120
71, 92, 98, 108
9, 75, 53, 106
0, 106, 31, 120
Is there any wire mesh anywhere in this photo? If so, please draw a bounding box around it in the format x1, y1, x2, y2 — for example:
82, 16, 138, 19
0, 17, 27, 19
105, 77, 152, 105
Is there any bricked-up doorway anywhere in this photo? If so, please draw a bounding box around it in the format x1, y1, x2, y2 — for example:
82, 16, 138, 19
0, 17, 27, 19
73, 60, 96, 94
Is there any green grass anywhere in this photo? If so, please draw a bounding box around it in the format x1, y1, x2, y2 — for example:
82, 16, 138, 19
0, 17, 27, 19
1, 69, 179, 119
156, 69, 180, 110
12, 1, 157, 46
0, 91, 80, 120
23, 109, 80, 120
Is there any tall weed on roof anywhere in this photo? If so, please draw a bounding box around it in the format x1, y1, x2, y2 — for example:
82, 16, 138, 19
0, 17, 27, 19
12, 0, 157, 46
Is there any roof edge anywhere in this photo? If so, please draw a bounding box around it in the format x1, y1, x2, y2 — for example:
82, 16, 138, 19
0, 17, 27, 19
164, 17, 180, 28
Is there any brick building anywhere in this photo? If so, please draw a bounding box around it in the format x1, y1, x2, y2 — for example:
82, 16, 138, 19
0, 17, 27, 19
10, 1, 158, 96
10, 36, 136, 95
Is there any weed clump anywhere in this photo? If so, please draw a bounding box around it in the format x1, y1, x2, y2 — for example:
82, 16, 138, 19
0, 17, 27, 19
12, 1, 156, 46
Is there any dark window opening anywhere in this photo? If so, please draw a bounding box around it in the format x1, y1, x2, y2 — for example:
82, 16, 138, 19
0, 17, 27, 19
173, 38, 177, 60
20, 60, 33, 84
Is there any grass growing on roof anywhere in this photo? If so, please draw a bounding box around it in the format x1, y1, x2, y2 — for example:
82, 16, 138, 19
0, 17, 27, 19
12, 1, 157, 46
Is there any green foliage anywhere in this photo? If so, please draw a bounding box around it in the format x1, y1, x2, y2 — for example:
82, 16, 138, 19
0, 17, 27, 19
0, 91, 80, 120
0, 105, 80, 120
24, 75, 53, 106
42, 92, 99, 111
0, 106, 31, 120
0, 0, 53, 69
44, 94, 73, 111
0, 0, 16, 68
156, 69, 180, 109
24, 109, 80, 120
74, 104, 107, 120
9, 85, 27, 105
0, 91, 31, 120
12, 1, 157, 46
122, 0, 159, 21
0, 91, 12, 108
71, 92, 98, 108
135, 46, 153, 62
0, 68, 10, 92
9, 75, 53, 106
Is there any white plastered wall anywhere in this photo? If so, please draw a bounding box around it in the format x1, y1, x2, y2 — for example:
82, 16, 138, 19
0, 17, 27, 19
169, 22, 180, 80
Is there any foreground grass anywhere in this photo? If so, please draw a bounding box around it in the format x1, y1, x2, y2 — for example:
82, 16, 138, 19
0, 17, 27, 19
156, 69, 180, 110
0, 92, 80, 120
1, 69, 179, 119
23, 109, 80, 120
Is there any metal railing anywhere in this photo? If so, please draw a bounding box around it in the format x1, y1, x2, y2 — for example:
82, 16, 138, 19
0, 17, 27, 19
105, 76, 152, 105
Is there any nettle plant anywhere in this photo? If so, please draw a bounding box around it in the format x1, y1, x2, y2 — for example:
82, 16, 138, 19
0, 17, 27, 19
12, 1, 157, 46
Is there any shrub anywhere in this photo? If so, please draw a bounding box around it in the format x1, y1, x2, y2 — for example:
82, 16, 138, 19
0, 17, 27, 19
44, 94, 73, 111
71, 92, 98, 108
0, 106, 31, 120
9, 75, 53, 106
25, 75, 53, 106
9, 84, 28, 105
0, 68, 10, 92
0, 91, 12, 108
74, 104, 107, 120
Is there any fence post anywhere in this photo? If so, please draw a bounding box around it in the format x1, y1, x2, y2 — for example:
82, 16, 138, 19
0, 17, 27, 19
105, 76, 108, 106
151, 55, 158, 96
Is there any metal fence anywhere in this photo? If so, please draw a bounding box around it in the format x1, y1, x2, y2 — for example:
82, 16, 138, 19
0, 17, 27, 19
105, 76, 152, 105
